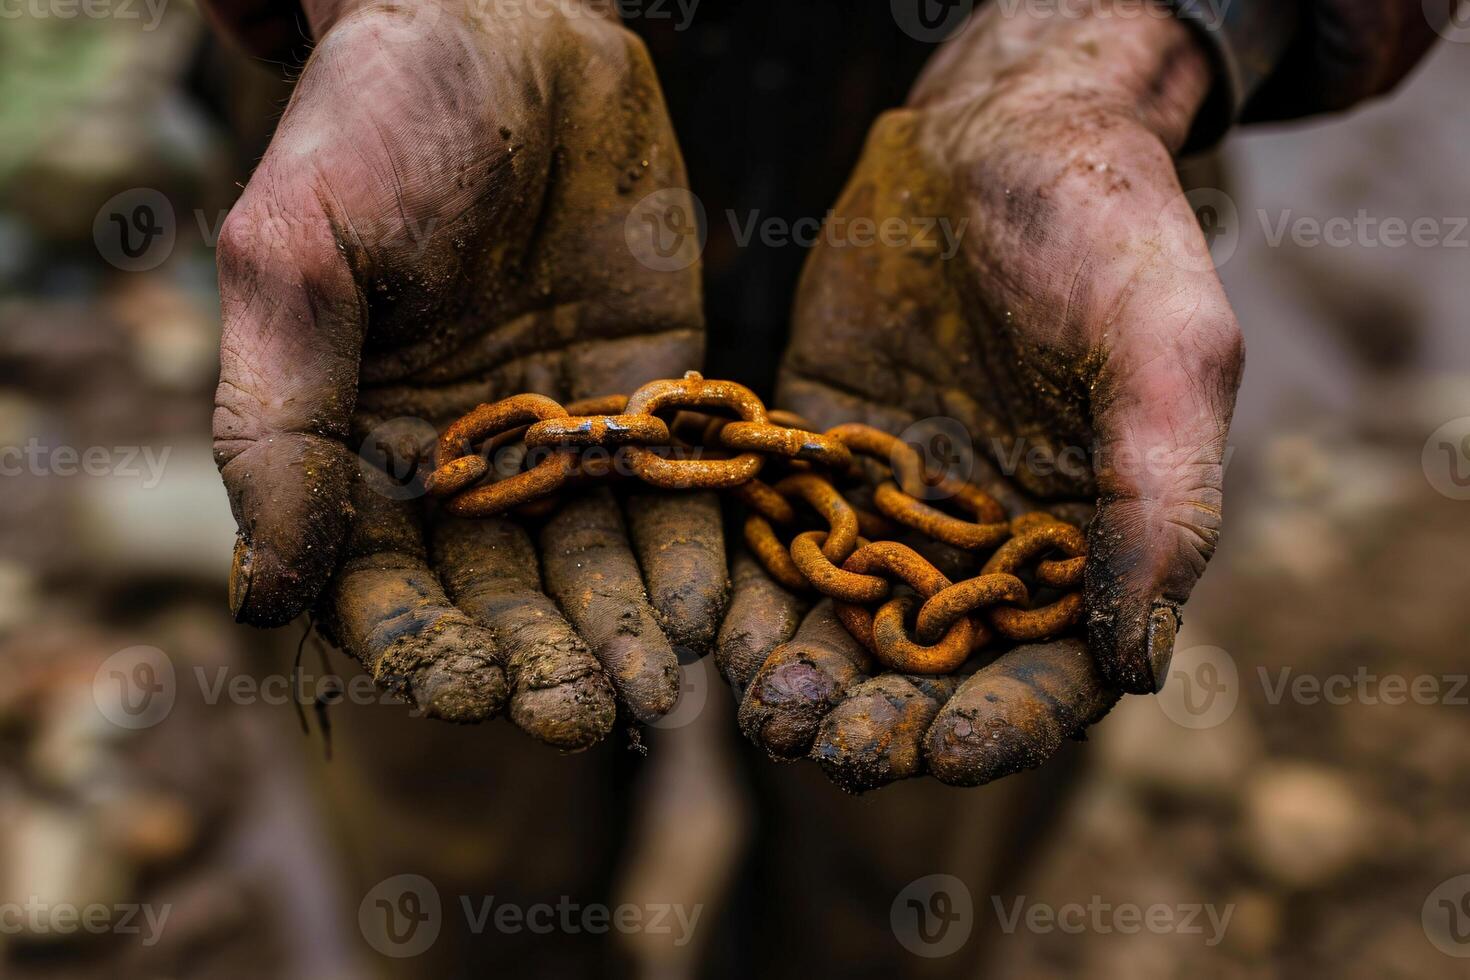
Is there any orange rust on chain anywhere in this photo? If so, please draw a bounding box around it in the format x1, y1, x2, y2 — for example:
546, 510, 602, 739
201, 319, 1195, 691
622, 372, 768, 422
982, 521, 1087, 577
773, 473, 859, 563
915, 572, 1029, 644
743, 515, 808, 592
623, 447, 764, 489
524, 414, 670, 448
990, 592, 1085, 641
443, 449, 576, 517
433, 394, 568, 473
1009, 512, 1086, 586
981, 521, 1088, 641
871, 596, 976, 674
428, 377, 1091, 666
423, 455, 488, 498
732, 479, 797, 525
872, 480, 1010, 550
1036, 555, 1085, 589
833, 542, 956, 663
485, 394, 634, 453
840, 541, 955, 594
719, 421, 852, 469
621, 372, 767, 489
789, 531, 888, 604
823, 423, 928, 495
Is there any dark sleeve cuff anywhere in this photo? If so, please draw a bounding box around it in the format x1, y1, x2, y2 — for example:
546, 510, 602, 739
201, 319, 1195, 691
1167, 0, 1303, 153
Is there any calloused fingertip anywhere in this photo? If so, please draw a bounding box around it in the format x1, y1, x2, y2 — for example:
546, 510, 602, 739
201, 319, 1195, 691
508, 670, 617, 752
222, 435, 358, 627
738, 651, 848, 759
715, 551, 805, 695
411, 643, 510, 724
624, 490, 730, 657
537, 491, 682, 726
737, 601, 868, 760
924, 639, 1118, 786
810, 673, 957, 794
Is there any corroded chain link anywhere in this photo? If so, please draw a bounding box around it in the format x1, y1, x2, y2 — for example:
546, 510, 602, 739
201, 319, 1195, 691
426, 372, 1088, 674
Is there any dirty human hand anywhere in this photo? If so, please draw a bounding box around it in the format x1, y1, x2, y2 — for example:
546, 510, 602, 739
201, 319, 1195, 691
211, 0, 728, 748
718, 4, 1242, 790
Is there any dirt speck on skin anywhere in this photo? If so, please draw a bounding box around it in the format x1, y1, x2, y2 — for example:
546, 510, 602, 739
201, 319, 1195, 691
624, 491, 730, 657
738, 601, 869, 760
925, 638, 1117, 786
811, 673, 958, 793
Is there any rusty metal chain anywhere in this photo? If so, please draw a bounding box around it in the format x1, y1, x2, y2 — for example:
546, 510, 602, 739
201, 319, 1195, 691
425, 372, 1088, 674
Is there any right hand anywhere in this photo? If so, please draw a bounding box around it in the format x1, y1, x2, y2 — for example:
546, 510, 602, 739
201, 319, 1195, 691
716, 5, 1242, 790
213, 0, 727, 749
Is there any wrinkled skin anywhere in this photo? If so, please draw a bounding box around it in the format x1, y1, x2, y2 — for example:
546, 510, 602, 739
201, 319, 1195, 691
719, 7, 1245, 789
211, 0, 729, 747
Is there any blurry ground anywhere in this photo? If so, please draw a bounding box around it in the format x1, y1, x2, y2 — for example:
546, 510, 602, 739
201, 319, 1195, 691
0, 5, 1467, 979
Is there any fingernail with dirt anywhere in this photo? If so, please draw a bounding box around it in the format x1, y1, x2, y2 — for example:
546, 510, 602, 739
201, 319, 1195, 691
1147, 603, 1178, 693
228, 535, 252, 621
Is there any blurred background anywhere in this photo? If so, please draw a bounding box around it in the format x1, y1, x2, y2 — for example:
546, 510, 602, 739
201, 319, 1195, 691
1, 3, 1468, 978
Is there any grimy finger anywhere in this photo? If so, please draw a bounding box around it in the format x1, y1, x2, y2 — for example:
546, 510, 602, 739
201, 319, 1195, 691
213, 167, 362, 628
810, 673, 959, 794
715, 551, 805, 697
623, 490, 729, 657
925, 638, 1119, 786
738, 600, 871, 760
320, 479, 506, 724
431, 516, 615, 752
1084, 182, 1244, 694
539, 490, 680, 724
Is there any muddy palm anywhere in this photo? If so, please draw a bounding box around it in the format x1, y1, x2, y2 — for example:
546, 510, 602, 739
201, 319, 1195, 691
212, 2, 726, 748
717, 8, 1244, 790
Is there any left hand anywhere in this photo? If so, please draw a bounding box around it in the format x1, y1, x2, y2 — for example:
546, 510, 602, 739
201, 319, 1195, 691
716, 3, 1243, 790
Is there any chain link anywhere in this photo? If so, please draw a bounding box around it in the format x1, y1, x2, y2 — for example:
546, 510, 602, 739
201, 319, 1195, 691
425, 371, 1088, 673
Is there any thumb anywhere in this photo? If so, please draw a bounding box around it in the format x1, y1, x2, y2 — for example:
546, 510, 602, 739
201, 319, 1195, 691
212, 158, 364, 627
1084, 280, 1243, 694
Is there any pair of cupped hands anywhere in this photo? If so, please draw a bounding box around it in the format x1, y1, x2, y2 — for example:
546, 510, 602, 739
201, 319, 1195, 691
213, 1, 1242, 791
